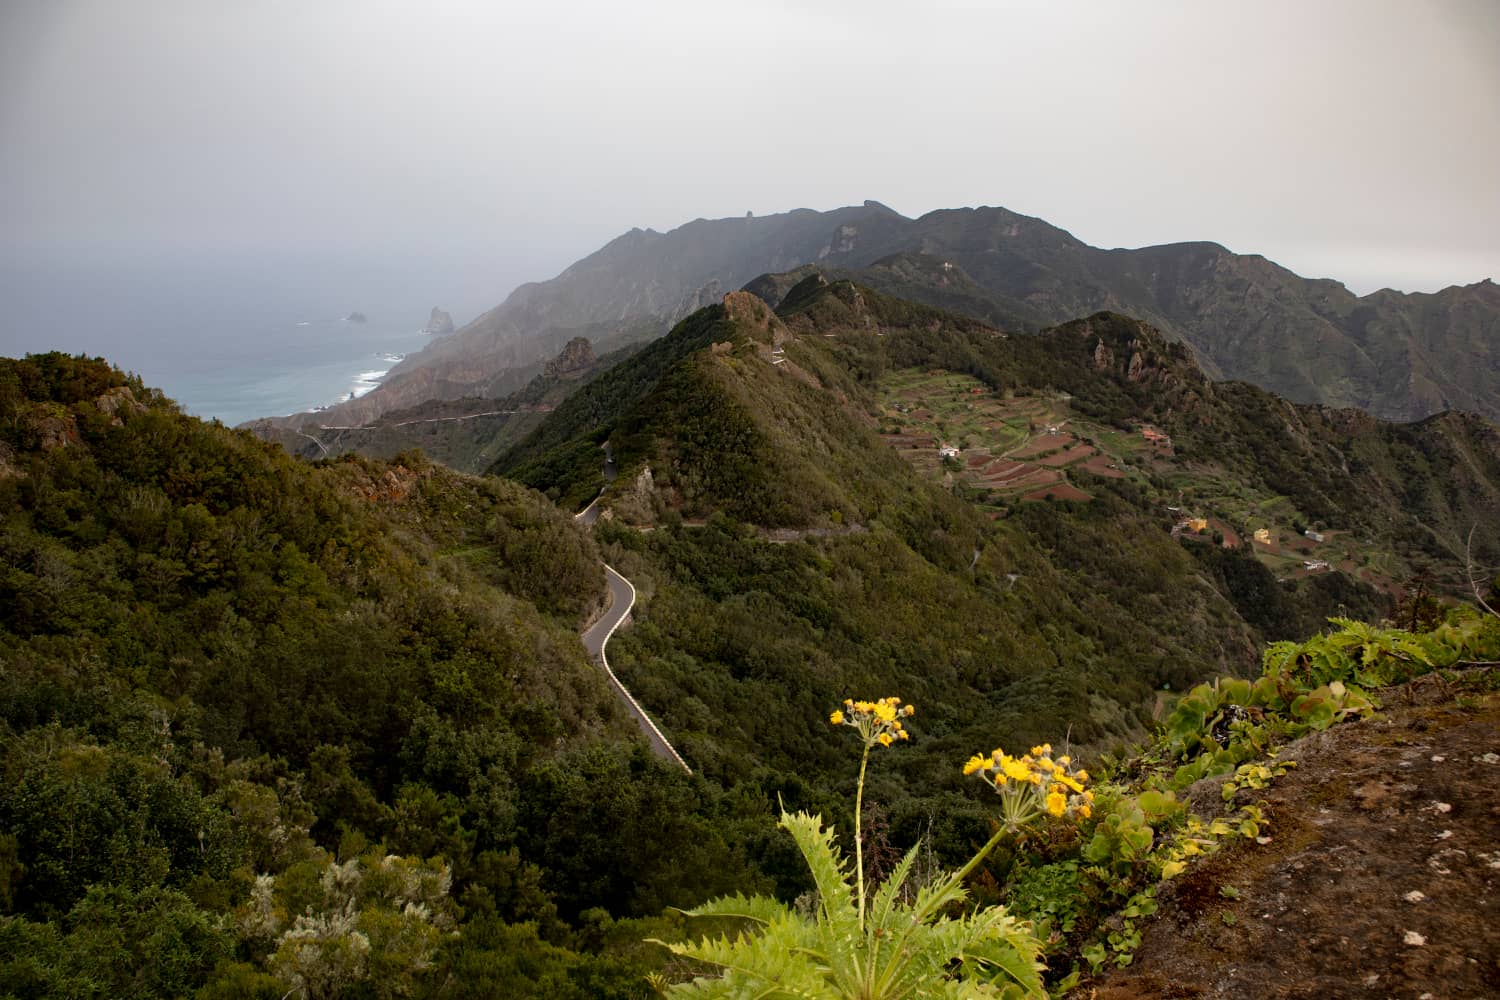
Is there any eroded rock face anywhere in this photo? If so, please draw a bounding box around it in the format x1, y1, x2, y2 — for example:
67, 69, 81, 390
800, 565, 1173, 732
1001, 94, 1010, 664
341, 463, 429, 504
31, 411, 79, 451
1093, 339, 1114, 370
544, 337, 597, 378
95, 386, 147, 426
423, 308, 455, 336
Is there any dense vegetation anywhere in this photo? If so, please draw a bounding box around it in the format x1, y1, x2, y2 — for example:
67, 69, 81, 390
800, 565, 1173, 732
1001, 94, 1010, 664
0, 354, 760, 997
652, 613, 1500, 995
4, 275, 1497, 997
495, 305, 735, 510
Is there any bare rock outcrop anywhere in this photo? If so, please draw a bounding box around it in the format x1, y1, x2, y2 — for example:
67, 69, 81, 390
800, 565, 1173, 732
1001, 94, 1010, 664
544, 337, 597, 378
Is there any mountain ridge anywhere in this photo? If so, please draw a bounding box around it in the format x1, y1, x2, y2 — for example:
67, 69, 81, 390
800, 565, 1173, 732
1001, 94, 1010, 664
264, 201, 1496, 430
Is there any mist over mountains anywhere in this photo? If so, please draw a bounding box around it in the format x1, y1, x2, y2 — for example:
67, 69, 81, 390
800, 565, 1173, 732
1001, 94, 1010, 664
265, 202, 1500, 432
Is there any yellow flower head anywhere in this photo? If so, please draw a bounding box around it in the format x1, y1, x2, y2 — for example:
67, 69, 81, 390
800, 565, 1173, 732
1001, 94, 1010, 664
1045, 790, 1067, 817
835, 697, 914, 751
1001, 756, 1031, 782
963, 754, 989, 776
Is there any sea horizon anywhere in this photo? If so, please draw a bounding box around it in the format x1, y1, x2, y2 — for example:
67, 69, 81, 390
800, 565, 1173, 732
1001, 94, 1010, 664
0, 248, 495, 427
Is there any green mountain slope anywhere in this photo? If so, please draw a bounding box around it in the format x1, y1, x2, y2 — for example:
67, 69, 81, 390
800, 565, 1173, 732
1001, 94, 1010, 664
0, 353, 773, 997
497, 280, 1498, 788
816, 207, 1500, 422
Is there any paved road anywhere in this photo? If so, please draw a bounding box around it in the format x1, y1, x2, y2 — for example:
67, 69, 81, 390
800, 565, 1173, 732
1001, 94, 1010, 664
575, 443, 616, 525
579, 564, 691, 773
580, 563, 634, 659
573, 459, 690, 773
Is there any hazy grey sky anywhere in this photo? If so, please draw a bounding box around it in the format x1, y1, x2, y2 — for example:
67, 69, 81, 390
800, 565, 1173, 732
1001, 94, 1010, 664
3, 0, 1498, 309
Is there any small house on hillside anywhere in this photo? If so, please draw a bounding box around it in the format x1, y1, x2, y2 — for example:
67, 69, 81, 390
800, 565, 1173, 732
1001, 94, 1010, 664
1253, 528, 1273, 545
1304, 529, 1325, 543
939, 445, 960, 459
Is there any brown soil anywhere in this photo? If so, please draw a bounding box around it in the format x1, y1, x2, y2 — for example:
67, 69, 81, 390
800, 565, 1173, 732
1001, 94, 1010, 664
1080, 454, 1127, 479
1023, 483, 1092, 502
1038, 444, 1098, 468
983, 467, 1061, 491
1010, 433, 1074, 458
1208, 518, 1242, 549
1073, 678, 1500, 999
980, 459, 1028, 477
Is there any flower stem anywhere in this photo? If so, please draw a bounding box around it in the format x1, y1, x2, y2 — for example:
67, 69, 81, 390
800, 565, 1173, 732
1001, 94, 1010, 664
950, 825, 1008, 888
855, 743, 870, 929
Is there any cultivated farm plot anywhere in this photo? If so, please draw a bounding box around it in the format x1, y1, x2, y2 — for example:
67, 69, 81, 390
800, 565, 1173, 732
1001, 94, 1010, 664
877, 369, 1410, 595
874, 368, 1150, 507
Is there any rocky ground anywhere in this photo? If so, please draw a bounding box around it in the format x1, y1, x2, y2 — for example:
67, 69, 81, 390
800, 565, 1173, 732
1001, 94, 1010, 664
1074, 673, 1500, 999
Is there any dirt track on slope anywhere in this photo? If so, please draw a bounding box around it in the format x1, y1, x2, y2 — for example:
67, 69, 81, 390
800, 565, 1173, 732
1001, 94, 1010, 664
1075, 678, 1500, 999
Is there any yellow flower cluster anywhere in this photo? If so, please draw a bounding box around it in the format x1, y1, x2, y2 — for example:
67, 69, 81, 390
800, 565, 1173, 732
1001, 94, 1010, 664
964, 742, 1093, 828
831, 697, 915, 748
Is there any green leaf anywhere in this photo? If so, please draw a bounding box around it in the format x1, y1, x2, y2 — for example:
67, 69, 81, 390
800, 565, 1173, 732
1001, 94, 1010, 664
778, 810, 858, 938
683, 892, 795, 928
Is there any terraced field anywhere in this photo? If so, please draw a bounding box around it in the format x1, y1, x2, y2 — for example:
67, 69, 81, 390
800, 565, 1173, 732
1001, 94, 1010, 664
876, 368, 1148, 510
875, 368, 1410, 594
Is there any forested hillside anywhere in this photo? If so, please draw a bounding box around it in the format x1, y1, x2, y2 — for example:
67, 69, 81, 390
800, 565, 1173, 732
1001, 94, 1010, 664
0, 354, 766, 997
492, 278, 1499, 787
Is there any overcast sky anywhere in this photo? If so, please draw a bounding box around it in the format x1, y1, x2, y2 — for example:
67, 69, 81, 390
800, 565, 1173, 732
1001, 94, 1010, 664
3, 0, 1497, 313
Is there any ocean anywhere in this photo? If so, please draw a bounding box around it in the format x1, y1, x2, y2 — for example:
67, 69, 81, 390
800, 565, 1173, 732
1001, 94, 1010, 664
0, 248, 495, 427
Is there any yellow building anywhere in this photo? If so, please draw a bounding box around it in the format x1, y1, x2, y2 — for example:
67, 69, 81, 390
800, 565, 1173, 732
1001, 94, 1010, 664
1253, 528, 1272, 545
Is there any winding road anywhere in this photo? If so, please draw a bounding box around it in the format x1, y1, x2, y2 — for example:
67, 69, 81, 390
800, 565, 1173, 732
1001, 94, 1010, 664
575, 443, 615, 526
575, 444, 690, 773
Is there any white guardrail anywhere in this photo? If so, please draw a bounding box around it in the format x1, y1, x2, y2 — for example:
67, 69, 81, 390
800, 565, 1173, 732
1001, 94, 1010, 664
574, 494, 691, 773
596, 565, 691, 774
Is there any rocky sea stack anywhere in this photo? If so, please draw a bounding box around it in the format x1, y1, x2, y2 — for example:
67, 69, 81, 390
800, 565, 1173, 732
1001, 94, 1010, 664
423, 307, 455, 335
